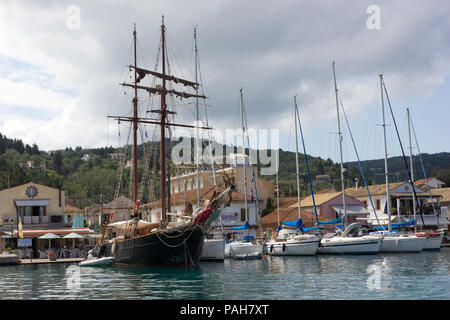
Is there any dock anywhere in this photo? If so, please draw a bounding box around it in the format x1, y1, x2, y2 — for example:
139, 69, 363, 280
0, 254, 19, 265
18, 258, 85, 265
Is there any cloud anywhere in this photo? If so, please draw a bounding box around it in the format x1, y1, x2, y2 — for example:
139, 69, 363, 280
0, 0, 449, 159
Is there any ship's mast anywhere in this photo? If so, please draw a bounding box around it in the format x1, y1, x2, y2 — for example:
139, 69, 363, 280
132, 24, 139, 206
293, 95, 302, 219
194, 26, 201, 208
160, 16, 167, 225
240, 88, 248, 222
407, 108, 417, 231
380, 74, 392, 232
333, 61, 347, 226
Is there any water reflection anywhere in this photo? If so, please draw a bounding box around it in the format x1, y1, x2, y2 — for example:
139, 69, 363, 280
0, 249, 448, 300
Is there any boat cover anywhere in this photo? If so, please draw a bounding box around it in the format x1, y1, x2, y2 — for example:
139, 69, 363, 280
282, 218, 303, 229
318, 217, 343, 225
232, 221, 250, 230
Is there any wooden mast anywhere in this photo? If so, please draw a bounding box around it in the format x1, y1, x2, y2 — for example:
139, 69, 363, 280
132, 24, 139, 207
160, 16, 167, 226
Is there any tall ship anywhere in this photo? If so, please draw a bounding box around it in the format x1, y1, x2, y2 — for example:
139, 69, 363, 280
100, 17, 233, 267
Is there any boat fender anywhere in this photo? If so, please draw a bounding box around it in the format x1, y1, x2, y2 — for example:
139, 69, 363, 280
270, 245, 274, 253
282, 244, 286, 252
111, 241, 116, 254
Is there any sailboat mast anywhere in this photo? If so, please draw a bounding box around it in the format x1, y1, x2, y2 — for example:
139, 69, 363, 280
276, 151, 280, 227
160, 16, 167, 225
293, 96, 302, 219
380, 74, 391, 232
332, 61, 347, 226
240, 88, 248, 222
407, 108, 417, 232
132, 24, 139, 205
194, 26, 201, 208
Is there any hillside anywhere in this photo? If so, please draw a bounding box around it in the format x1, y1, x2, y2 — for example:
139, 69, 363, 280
0, 132, 448, 209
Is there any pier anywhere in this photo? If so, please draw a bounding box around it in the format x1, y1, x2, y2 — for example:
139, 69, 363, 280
0, 254, 19, 265
18, 258, 85, 265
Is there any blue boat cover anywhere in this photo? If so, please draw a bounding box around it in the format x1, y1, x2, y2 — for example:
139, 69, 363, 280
282, 218, 303, 229
372, 219, 414, 230
303, 226, 327, 232
232, 221, 250, 230
318, 217, 343, 225
243, 235, 255, 242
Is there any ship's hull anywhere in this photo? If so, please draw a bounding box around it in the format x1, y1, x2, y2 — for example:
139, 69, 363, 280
266, 239, 319, 256
379, 235, 425, 253
200, 238, 225, 261
318, 236, 381, 255
422, 235, 443, 250
104, 223, 206, 267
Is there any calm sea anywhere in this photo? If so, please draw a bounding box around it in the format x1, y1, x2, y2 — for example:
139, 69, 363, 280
0, 248, 448, 300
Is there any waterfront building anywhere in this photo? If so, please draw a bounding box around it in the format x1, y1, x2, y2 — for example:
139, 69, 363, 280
288, 191, 369, 226
86, 195, 145, 226
0, 182, 92, 253
414, 177, 445, 190
345, 181, 447, 229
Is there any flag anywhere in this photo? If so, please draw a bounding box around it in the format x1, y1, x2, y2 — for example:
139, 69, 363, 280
18, 217, 23, 239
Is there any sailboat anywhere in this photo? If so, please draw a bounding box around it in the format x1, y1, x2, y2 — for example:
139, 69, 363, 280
100, 18, 233, 267
317, 62, 381, 255
371, 74, 425, 253
407, 109, 443, 250
224, 88, 264, 259
266, 96, 320, 256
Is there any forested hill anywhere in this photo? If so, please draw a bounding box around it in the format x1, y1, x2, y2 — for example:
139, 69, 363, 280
345, 152, 450, 186
0, 132, 448, 209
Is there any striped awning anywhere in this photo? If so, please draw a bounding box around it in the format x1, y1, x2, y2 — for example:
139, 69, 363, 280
13, 228, 94, 238
332, 205, 368, 216
415, 216, 449, 226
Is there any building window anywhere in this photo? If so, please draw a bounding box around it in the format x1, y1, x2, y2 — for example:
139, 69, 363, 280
376, 199, 381, 210
240, 208, 246, 222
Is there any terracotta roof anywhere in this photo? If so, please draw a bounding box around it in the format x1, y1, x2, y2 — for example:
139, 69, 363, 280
289, 192, 343, 208
262, 197, 324, 228
344, 181, 405, 198
414, 177, 445, 186
103, 196, 135, 209
431, 187, 450, 204
64, 204, 83, 214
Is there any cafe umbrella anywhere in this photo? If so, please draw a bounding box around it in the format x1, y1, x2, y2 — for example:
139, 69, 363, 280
63, 232, 85, 248
38, 233, 60, 249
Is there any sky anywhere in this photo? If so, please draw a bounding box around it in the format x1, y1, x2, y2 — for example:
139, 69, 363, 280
0, 0, 449, 164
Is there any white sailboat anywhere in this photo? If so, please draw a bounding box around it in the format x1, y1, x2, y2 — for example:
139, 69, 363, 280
407, 108, 443, 250
266, 96, 319, 256
375, 75, 425, 253
317, 62, 381, 255
224, 88, 264, 259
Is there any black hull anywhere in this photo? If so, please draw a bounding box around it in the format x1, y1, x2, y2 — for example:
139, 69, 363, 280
104, 223, 206, 267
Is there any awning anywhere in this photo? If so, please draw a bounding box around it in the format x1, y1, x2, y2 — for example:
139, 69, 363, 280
415, 215, 449, 227
331, 205, 368, 216
13, 228, 93, 238
14, 199, 50, 207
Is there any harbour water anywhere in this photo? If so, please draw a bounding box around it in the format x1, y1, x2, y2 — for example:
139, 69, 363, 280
0, 249, 448, 300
